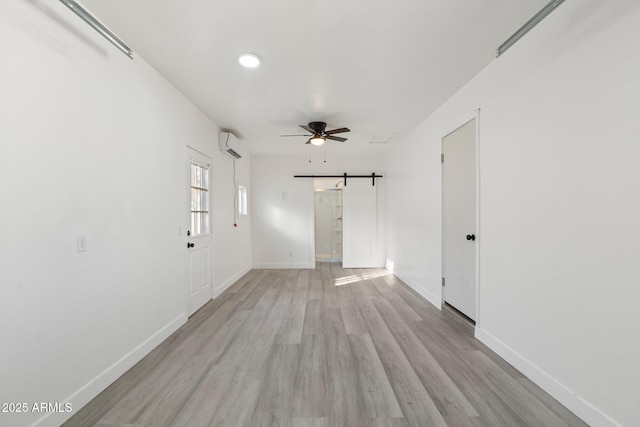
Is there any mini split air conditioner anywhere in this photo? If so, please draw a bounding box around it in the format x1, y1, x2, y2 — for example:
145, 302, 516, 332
219, 132, 242, 159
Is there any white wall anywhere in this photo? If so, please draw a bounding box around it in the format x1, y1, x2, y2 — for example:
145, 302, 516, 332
252, 153, 385, 268
0, 2, 250, 426
386, 1, 640, 426
211, 153, 252, 295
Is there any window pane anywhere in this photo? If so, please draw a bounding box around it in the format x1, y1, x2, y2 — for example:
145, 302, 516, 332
190, 163, 209, 236
238, 186, 247, 216
200, 190, 208, 211
201, 213, 209, 234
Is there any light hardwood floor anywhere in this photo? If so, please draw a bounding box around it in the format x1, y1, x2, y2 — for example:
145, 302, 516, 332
64, 265, 588, 427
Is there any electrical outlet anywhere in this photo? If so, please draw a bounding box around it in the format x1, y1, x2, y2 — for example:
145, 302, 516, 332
77, 234, 87, 252
289, 251, 293, 258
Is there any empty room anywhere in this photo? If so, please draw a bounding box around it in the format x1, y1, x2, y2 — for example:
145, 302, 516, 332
1, 0, 638, 426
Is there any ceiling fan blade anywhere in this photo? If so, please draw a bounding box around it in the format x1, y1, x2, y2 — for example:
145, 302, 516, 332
326, 135, 348, 142
300, 125, 315, 133
305, 139, 311, 144
325, 127, 350, 135
280, 134, 311, 137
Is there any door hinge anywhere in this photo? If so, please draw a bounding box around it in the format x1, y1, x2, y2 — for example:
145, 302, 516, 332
441, 154, 444, 163
442, 277, 445, 287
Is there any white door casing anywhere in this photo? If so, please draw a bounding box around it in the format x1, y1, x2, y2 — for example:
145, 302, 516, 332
185, 147, 213, 316
443, 118, 477, 320
342, 179, 377, 268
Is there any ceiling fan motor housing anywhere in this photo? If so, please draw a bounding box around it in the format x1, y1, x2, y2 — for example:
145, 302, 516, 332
308, 121, 327, 134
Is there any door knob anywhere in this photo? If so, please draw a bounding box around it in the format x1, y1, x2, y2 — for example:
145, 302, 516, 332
466, 234, 475, 241
187, 242, 195, 248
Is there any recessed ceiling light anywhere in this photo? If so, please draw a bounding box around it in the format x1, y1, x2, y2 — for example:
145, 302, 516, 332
238, 53, 260, 68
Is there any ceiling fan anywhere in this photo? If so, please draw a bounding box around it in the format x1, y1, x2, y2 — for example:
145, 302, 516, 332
281, 121, 350, 146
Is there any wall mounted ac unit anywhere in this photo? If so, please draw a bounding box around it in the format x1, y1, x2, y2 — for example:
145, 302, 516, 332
219, 132, 242, 159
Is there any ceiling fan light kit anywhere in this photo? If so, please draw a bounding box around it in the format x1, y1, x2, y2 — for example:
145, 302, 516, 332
238, 53, 260, 68
309, 136, 326, 146
281, 121, 350, 146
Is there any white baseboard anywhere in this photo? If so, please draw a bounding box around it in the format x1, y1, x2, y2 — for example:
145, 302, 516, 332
392, 269, 442, 309
212, 265, 252, 299
253, 262, 315, 269
475, 327, 622, 427
34, 314, 187, 427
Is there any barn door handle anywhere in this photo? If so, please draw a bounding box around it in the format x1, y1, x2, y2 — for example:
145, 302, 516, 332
187, 242, 195, 248
466, 234, 475, 241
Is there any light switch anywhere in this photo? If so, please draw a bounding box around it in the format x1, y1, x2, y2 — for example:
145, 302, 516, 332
77, 234, 87, 252
282, 188, 289, 200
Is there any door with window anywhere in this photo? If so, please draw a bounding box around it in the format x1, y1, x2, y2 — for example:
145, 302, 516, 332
185, 147, 213, 316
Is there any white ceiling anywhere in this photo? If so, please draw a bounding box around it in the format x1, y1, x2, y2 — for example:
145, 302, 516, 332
81, 0, 548, 156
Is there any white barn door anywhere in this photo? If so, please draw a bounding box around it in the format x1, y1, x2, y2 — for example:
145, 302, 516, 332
342, 179, 378, 268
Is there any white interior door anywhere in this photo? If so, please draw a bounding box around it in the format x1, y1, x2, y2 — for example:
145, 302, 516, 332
443, 118, 477, 320
332, 191, 343, 260
315, 191, 334, 259
185, 147, 213, 316
343, 179, 377, 268
314, 190, 343, 261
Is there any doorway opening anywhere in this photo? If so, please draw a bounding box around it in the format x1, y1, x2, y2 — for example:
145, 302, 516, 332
314, 178, 343, 263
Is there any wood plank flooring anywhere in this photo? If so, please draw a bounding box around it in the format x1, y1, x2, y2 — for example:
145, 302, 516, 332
64, 265, 588, 427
